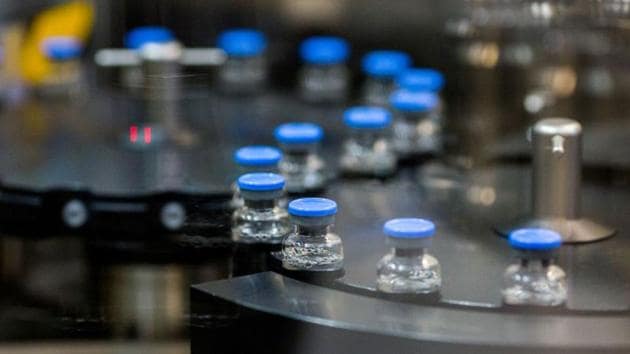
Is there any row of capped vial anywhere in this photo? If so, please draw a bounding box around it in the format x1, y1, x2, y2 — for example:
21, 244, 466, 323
232, 172, 567, 307
101, 26, 445, 105
232, 98, 444, 194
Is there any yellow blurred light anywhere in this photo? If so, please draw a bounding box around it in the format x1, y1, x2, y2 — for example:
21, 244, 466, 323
20, 0, 94, 85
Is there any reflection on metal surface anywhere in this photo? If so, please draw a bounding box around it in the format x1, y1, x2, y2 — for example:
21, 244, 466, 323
192, 272, 630, 353
462, 41, 500, 68
465, 0, 570, 28
466, 185, 496, 206
61, 199, 89, 229
529, 1, 555, 22
524, 89, 555, 114
596, 0, 630, 20
0, 341, 189, 354
502, 42, 534, 66
105, 265, 186, 339
582, 66, 614, 97
543, 66, 577, 98
280, 0, 346, 26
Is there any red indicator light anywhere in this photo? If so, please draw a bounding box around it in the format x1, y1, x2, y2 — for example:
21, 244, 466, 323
144, 126, 152, 144
129, 125, 138, 143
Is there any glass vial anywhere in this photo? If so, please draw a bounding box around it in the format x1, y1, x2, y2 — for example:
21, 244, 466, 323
502, 228, 567, 306
40, 36, 83, 98
232, 173, 291, 244
361, 50, 411, 106
274, 122, 326, 193
217, 28, 267, 94
377, 218, 441, 294
340, 106, 396, 177
282, 198, 343, 271
123, 27, 175, 90
389, 89, 441, 157
231, 145, 283, 208
396, 68, 445, 120
298, 36, 350, 103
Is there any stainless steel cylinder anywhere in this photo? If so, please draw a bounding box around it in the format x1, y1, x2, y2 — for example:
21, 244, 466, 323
142, 61, 182, 103
497, 117, 615, 243
140, 42, 183, 104
138, 42, 186, 144
532, 118, 582, 219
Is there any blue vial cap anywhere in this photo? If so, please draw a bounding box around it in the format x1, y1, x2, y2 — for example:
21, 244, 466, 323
509, 228, 562, 251
274, 122, 324, 144
300, 36, 349, 65
217, 28, 267, 57
289, 198, 337, 217
397, 68, 445, 92
42, 36, 82, 61
390, 89, 438, 113
362, 50, 411, 78
125, 26, 175, 50
383, 218, 435, 239
234, 146, 282, 167
237, 172, 285, 192
344, 106, 391, 129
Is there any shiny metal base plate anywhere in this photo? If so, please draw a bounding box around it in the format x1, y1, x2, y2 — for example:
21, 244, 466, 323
496, 216, 616, 243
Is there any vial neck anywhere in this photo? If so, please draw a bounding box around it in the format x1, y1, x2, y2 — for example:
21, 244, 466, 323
402, 111, 431, 122
297, 224, 329, 237
369, 76, 393, 85
351, 130, 380, 148
394, 248, 425, 257
238, 165, 279, 175
520, 257, 553, 269
227, 55, 262, 64
285, 149, 313, 163
307, 63, 342, 72
244, 199, 276, 210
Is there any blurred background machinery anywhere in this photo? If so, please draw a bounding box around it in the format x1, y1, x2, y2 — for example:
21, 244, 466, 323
0, 1, 628, 354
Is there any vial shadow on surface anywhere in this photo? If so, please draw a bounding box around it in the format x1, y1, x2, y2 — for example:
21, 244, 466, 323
267, 251, 346, 285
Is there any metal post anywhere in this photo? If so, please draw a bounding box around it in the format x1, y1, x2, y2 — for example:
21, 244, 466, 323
497, 117, 615, 243
532, 118, 581, 219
